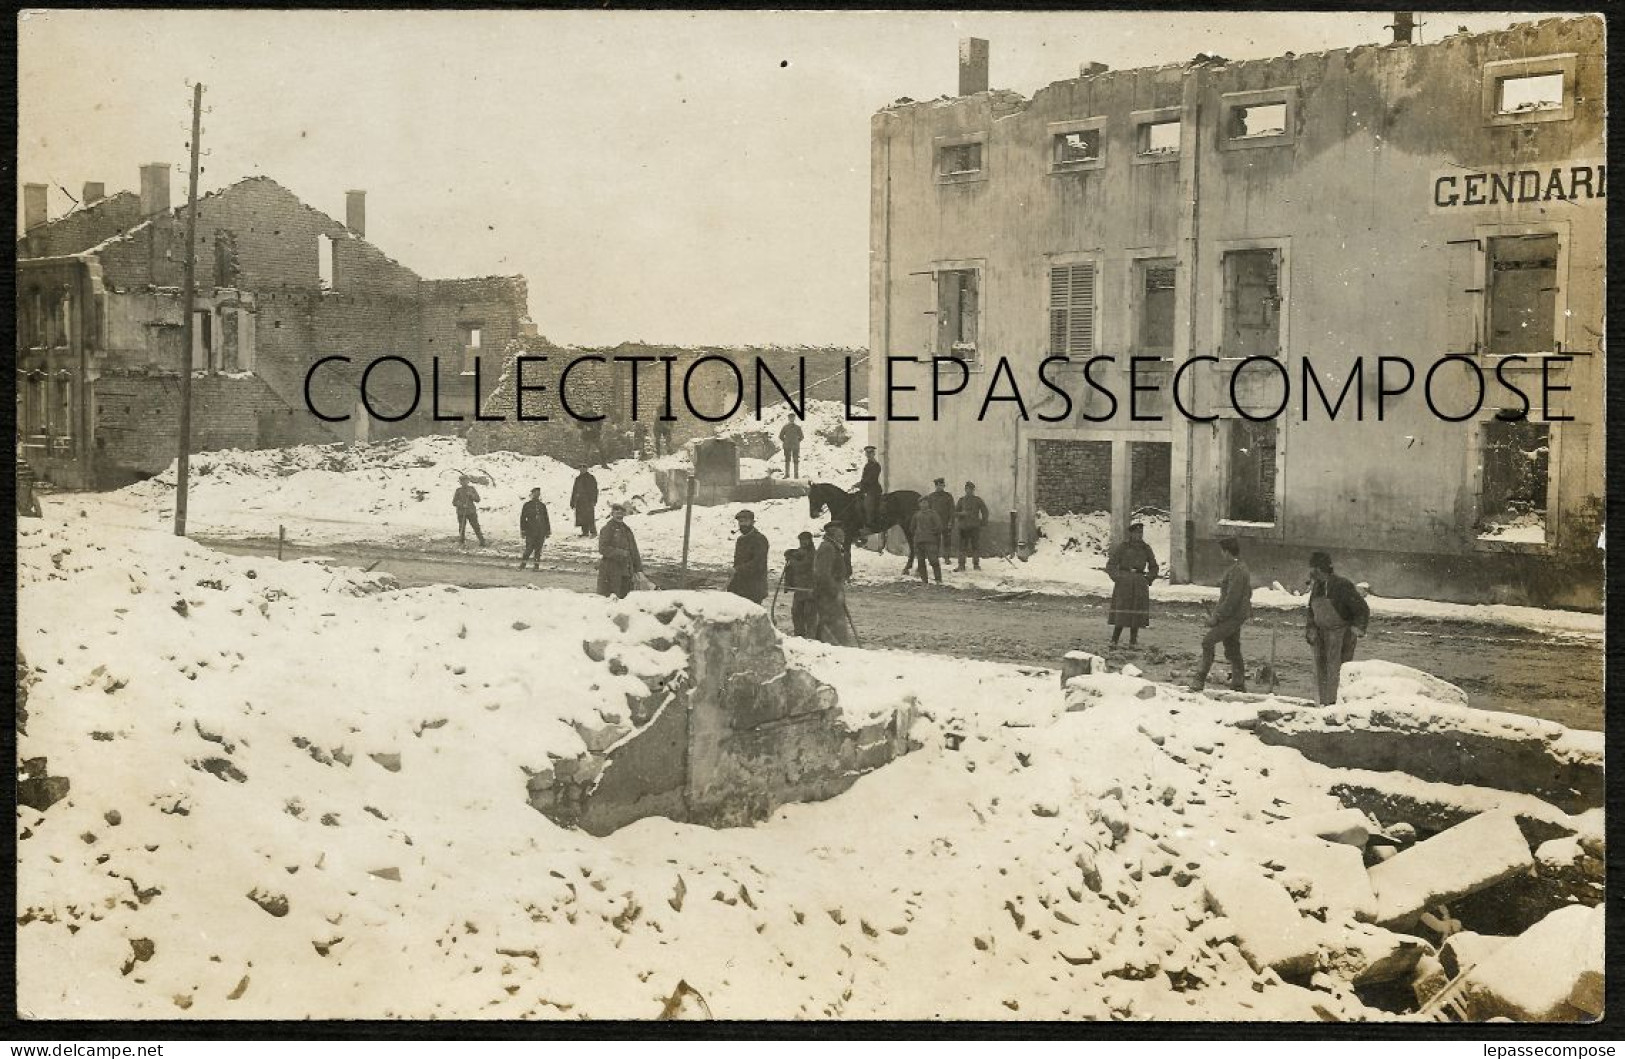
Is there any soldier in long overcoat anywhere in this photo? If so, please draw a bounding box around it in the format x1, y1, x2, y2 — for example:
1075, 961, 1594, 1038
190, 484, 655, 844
1107, 522, 1159, 646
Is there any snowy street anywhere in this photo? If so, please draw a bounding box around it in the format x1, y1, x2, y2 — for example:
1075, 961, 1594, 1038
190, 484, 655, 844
203, 535, 1603, 732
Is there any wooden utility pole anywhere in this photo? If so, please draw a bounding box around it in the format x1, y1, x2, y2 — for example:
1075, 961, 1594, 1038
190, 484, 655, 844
174, 81, 203, 537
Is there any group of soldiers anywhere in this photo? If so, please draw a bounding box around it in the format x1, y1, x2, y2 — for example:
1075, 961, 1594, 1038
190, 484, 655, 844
725, 509, 856, 645
1105, 531, 1372, 706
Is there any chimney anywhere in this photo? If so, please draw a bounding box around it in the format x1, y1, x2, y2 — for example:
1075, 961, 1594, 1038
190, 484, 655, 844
1079, 61, 1109, 77
345, 190, 366, 237
82, 181, 106, 205
958, 37, 989, 96
1391, 12, 1415, 44
139, 163, 171, 215
23, 183, 48, 231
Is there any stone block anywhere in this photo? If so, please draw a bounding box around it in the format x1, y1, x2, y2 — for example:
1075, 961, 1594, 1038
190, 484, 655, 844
1061, 651, 1102, 686
1201, 857, 1320, 976
1440, 930, 1510, 978
19, 774, 70, 812
1368, 809, 1535, 929
1321, 923, 1434, 986
1459, 904, 1603, 1022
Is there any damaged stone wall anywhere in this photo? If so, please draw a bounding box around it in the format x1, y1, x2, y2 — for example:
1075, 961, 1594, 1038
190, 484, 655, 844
526, 603, 918, 837
469, 342, 867, 468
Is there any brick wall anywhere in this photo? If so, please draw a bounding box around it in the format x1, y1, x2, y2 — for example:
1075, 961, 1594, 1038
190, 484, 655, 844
94, 372, 290, 479
1033, 439, 1112, 515
1129, 440, 1172, 510
17, 192, 144, 259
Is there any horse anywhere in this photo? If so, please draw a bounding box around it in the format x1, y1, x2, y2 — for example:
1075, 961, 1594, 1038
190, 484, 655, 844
808, 482, 921, 573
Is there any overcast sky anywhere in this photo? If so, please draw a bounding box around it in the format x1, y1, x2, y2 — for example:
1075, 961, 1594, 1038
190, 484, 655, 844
19, 9, 1531, 347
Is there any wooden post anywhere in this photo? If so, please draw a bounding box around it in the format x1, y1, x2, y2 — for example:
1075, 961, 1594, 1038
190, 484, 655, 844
278, 524, 285, 561
679, 475, 697, 588
1008, 509, 1019, 557
173, 81, 203, 537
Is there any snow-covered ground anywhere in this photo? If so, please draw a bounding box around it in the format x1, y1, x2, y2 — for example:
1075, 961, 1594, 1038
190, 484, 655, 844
21, 516, 1595, 1020
60, 400, 1600, 638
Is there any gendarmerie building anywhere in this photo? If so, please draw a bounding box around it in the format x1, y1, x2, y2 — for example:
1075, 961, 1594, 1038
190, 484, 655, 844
868, 15, 1603, 608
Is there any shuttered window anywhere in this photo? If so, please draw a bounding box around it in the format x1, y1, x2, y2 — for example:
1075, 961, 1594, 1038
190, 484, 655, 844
1049, 263, 1096, 357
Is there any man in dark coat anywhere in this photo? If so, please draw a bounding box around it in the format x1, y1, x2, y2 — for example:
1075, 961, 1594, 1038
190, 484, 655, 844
518, 487, 551, 570
1305, 550, 1371, 706
813, 522, 851, 645
910, 496, 944, 585
453, 475, 486, 547
596, 503, 641, 599
1107, 522, 1160, 646
955, 481, 989, 571
570, 467, 599, 538
727, 509, 770, 604
783, 531, 818, 637
855, 446, 883, 530
1190, 537, 1252, 692
926, 477, 956, 572
779, 418, 804, 478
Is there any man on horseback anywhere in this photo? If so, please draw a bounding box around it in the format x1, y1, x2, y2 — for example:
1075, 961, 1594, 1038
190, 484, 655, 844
855, 445, 883, 533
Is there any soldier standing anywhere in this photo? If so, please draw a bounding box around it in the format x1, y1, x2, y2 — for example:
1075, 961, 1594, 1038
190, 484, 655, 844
779, 418, 804, 478
452, 475, 486, 548
570, 466, 599, 538
1305, 551, 1371, 705
910, 496, 944, 585
596, 503, 642, 599
518, 487, 551, 570
1189, 537, 1252, 692
954, 481, 989, 571
813, 522, 851, 644
783, 531, 818, 637
727, 509, 770, 604
926, 477, 955, 572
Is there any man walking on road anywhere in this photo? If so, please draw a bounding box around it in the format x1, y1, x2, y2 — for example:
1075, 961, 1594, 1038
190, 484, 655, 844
596, 503, 642, 599
571, 466, 599, 538
1189, 537, 1252, 692
727, 509, 770, 604
779, 418, 804, 478
911, 496, 944, 585
453, 475, 486, 548
1305, 551, 1370, 705
955, 481, 989, 571
518, 487, 551, 570
813, 522, 852, 645
783, 531, 818, 637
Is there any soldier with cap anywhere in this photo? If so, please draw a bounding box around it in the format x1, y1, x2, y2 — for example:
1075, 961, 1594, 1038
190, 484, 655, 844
782, 531, 819, 637
813, 521, 851, 644
926, 476, 955, 571
955, 481, 989, 571
452, 475, 486, 548
910, 496, 945, 585
727, 509, 770, 604
596, 503, 642, 599
1106, 521, 1159, 647
855, 445, 883, 531
518, 486, 551, 570
778, 418, 804, 478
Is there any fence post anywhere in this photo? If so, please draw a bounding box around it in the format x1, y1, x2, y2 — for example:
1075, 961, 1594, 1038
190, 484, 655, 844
679, 476, 697, 588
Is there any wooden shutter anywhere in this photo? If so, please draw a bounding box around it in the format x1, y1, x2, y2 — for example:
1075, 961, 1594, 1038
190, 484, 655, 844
1049, 264, 1095, 356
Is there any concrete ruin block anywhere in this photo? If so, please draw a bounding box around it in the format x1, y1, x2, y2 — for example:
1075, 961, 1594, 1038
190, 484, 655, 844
1458, 904, 1603, 1022
1201, 857, 1321, 977
1440, 930, 1510, 978
1286, 808, 1373, 847
1368, 809, 1535, 929
18, 774, 70, 812
1060, 651, 1102, 686
1322, 923, 1434, 987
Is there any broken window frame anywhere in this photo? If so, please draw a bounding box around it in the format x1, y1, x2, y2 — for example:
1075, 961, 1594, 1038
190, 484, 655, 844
934, 132, 989, 186
932, 265, 983, 368
1132, 107, 1182, 164
1215, 241, 1288, 361
1481, 54, 1576, 127
1216, 416, 1282, 532
1471, 220, 1569, 359
1134, 257, 1178, 357
317, 232, 336, 291
1469, 411, 1559, 552
1219, 87, 1296, 151
1047, 116, 1107, 174
458, 322, 486, 376
191, 309, 214, 372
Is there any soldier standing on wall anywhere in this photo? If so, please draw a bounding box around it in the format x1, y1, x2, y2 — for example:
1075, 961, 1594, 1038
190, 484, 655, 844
779, 418, 804, 478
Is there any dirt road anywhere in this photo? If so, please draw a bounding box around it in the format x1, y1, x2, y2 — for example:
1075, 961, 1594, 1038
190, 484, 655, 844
206, 537, 1603, 731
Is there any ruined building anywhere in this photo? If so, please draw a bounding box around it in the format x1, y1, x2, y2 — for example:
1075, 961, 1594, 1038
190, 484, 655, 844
869, 16, 1604, 607
16, 171, 533, 488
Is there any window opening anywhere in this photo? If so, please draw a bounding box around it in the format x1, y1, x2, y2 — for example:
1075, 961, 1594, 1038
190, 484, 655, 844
1048, 263, 1095, 357
1477, 418, 1549, 544
1225, 419, 1277, 524
1486, 234, 1558, 356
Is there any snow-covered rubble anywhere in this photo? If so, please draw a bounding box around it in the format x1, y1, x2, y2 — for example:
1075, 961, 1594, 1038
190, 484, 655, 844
17, 517, 1603, 1020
